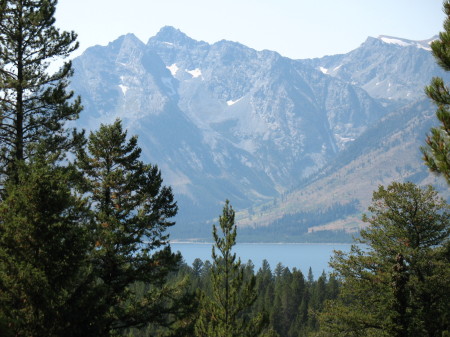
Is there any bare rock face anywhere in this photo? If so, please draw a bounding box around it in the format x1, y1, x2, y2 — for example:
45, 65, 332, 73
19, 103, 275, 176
303, 35, 441, 103
70, 27, 443, 238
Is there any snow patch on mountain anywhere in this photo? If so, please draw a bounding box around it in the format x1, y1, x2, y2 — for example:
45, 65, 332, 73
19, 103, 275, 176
335, 134, 355, 145
227, 97, 243, 106
167, 63, 179, 76
320, 65, 341, 75
187, 68, 202, 78
380, 37, 411, 47
118, 84, 128, 95
378, 35, 433, 51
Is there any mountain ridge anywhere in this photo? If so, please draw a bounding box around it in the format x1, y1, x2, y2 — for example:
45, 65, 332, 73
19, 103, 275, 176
69, 27, 447, 241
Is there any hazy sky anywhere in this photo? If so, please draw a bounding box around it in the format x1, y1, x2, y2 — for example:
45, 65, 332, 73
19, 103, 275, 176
55, 0, 445, 60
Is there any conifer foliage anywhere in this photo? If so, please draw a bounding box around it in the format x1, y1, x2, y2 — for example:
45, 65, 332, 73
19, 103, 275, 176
195, 200, 266, 337
423, 0, 450, 183
77, 119, 185, 335
0, 1, 191, 334
141, 257, 340, 337
0, 0, 83, 180
0, 1, 89, 335
0, 156, 91, 336
318, 182, 450, 337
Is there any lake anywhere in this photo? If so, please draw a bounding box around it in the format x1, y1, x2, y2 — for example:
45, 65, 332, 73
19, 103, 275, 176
171, 242, 354, 277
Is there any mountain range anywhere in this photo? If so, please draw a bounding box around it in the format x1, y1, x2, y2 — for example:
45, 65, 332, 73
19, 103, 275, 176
69, 26, 449, 241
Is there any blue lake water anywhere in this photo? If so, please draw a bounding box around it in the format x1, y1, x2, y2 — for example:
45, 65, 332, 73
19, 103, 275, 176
171, 243, 354, 277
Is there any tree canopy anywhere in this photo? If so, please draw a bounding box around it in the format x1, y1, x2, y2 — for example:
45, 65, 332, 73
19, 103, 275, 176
318, 182, 450, 337
423, 0, 450, 184
195, 200, 267, 337
76, 119, 190, 336
0, 2, 191, 335
0, 0, 83, 182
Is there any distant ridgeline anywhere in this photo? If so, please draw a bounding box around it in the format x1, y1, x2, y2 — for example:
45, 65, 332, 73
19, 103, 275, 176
238, 201, 360, 243
70, 26, 449, 242
169, 201, 360, 243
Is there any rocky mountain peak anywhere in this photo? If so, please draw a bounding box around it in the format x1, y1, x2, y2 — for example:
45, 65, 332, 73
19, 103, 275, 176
69, 28, 445, 239
150, 26, 195, 46
108, 33, 144, 50
376, 35, 437, 51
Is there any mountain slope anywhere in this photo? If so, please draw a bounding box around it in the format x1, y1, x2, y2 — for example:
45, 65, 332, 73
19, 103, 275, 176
70, 27, 387, 227
71, 34, 279, 222
237, 99, 449, 236
302, 35, 442, 105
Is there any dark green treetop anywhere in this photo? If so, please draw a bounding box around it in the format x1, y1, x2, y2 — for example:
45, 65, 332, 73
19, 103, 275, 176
318, 182, 450, 337
195, 200, 267, 337
0, 0, 83, 181
0, 156, 92, 336
0, 1, 92, 335
423, 0, 450, 184
362, 182, 450, 256
77, 119, 187, 336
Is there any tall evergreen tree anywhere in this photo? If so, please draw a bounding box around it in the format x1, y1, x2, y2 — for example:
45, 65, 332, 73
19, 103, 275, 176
254, 260, 273, 314
0, 0, 82, 182
318, 182, 450, 337
0, 155, 92, 336
76, 119, 190, 336
0, 1, 93, 335
422, 0, 450, 182
195, 200, 266, 337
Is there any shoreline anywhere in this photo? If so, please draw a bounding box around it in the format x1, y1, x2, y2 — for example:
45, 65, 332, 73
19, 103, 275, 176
170, 241, 355, 245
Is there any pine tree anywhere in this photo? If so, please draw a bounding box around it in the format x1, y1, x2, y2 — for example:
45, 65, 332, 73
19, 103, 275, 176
195, 200, 266, 337
391, 253, 409, 337
0, 0, 83, 182
255, 259, 273, 314
325, 274, 339, 301
422, 1, 450, 182
286, 269, 306, 337
0, 155, 92, 336
270, 293, 284, 336
77, 119, 189, 336
0, 2, 92, 334
309, 272, 326, 330
317, 182, 450, 337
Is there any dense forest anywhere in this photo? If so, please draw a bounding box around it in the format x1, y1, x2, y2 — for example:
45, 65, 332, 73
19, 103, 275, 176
127, 259, 340, 337
125, 182, 450, 337
0, 1, 449, 337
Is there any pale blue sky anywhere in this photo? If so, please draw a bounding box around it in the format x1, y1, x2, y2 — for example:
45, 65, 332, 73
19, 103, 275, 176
56, 0, 445, 59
